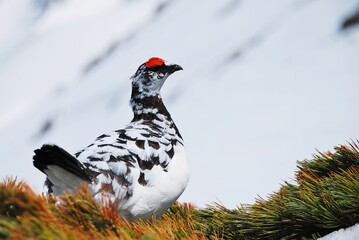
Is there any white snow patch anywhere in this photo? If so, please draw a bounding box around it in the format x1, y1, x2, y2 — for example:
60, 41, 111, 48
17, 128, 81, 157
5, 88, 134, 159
319, 224, 359, 240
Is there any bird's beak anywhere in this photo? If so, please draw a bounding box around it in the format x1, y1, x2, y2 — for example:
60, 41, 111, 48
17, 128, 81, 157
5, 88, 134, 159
167, 64, 183, 74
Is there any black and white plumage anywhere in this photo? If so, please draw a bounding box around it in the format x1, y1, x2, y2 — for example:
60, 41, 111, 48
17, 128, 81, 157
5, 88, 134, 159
33, 57, 190, 221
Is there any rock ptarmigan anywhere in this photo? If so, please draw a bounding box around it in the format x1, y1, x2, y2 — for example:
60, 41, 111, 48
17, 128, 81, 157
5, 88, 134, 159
33, 57, 190, 221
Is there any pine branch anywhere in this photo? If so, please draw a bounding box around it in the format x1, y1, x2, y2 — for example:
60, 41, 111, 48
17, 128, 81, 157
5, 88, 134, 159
1, 140, 358, 239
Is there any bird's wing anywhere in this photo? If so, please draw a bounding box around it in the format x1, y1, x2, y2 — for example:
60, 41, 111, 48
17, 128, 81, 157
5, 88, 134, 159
74, 125, 178, 199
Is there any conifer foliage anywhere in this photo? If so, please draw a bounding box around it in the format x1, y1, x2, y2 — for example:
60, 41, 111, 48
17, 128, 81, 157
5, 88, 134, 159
197, 141, 359, 239
1, 141, 358, 239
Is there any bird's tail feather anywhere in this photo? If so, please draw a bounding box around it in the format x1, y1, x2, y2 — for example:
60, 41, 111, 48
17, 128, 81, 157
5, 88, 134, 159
33, 144, 91, 194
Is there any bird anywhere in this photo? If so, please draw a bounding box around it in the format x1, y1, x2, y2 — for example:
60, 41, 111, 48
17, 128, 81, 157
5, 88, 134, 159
33, 57, 190, 221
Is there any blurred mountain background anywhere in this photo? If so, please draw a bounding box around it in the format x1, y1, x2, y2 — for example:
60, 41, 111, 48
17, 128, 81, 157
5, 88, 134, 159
0, 0, 359, 208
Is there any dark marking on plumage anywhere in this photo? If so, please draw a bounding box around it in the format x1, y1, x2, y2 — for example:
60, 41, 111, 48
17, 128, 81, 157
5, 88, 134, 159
88, 156, 102, 162
139, 130, 162, 138
121, 155, 136, 164
170, 122, 183, 139
74, 151, 83, 158
138, 159, 154, 170
138, 154, 167, 171
140, 133, 151, 138
97, 143, 124, 149
108, 155, 118, 162
166, 147, 174, 159
99, 169, 131, 187
148, 140, 160, 149
107, 155, 135, 173
150, 155, 160, 165
147, 129, 162, 138
153, 125, 163, 133
159, 140, 170, 146
138, 172, 148, 186
82, 162, 101, 179
118, 131, 137, 141
167, 132, 175, 137
116, 138, 127, 144
125, 191, 132, 200
160, 161, 169, 169
83, 162, 90, 168
133, 154, 156, 170
130, 93, 171, 122
100, 155, 135, 180
83, 162, 95, 168
116, 174, 131, 187
96, 134, 110, 140
171, 139, 178, 146
135, 140, 145, 149
150, 122, 164, 132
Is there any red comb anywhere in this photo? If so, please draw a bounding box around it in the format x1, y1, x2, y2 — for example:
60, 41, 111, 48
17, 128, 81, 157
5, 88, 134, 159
145, 57, 165, 68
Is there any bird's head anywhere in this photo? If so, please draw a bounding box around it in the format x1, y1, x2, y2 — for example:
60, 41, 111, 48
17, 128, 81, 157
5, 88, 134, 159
131, 57, 183, 97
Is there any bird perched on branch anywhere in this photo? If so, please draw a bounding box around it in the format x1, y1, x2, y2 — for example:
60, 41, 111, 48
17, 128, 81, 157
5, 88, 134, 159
33, 57, 190, 221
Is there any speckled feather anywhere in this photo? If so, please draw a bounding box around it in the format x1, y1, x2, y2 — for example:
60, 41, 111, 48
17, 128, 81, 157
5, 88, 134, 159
33, 58, 189, 221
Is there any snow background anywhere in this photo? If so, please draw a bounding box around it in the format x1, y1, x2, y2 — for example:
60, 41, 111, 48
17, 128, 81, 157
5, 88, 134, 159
1, 0, 358, 221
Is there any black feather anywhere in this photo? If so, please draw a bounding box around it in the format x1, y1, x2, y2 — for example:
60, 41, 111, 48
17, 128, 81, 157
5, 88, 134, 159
33, 144, 92, 182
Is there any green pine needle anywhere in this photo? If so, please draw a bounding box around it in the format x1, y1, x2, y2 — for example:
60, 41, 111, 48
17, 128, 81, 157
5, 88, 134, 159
1, 140, 358, 239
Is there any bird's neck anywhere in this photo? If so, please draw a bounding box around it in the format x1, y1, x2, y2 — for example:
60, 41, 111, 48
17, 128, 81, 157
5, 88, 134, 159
130, 86, 171, 122
130, 85, 183, 139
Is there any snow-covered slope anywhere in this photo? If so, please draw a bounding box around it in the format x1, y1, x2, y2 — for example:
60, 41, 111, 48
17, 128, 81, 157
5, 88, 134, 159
319, 224, 359, 240
1, 0, 359, 209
